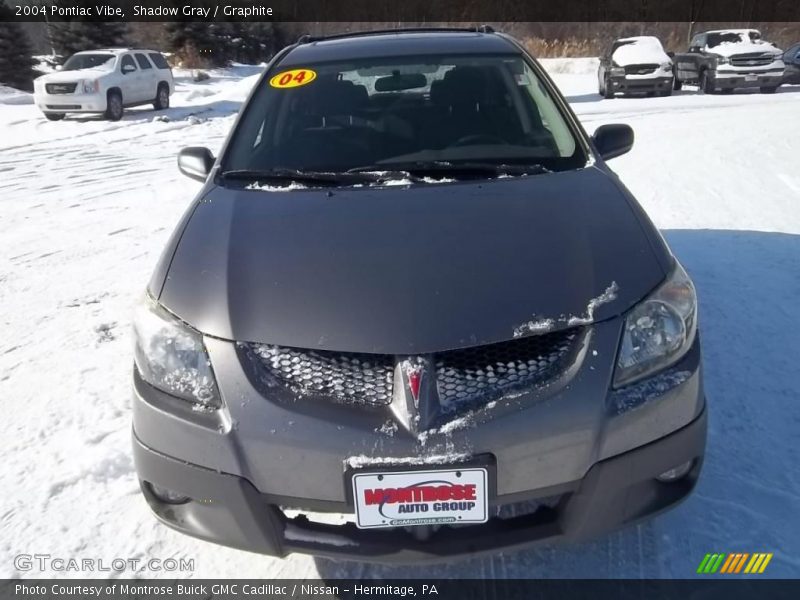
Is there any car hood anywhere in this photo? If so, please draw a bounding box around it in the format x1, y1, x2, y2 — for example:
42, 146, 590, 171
36, 69, 110, 83
156, 166, 668, 354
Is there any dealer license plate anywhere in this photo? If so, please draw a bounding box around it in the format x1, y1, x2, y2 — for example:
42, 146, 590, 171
745, 74, 758, 81
352, 468, 488, 529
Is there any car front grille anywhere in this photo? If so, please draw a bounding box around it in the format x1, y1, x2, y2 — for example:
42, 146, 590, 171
45, 83, 77, 94
624, 63, 659, 75
250, 345, 395, 407
435, 329, 581, 411
730, 54, 773, 67
246, 327, 582, 412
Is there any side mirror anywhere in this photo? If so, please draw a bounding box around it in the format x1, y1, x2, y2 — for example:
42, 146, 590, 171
592, 124, 634, 161
666, 51, 675, 58
178, 147, 215, 182
121, 64, 135, 75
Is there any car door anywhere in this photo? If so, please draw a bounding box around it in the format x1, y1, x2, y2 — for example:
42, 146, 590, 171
784, 43, 800, 83
134, 53, 158, 101
678, 34, 704, 81
119, 54, 140, 103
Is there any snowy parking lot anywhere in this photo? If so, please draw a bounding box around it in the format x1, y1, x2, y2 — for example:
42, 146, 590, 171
1, 59, 799, 578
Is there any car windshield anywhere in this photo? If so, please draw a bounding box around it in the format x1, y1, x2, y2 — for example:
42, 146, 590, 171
223, 53, 585, 183
63, 53, 115, 71
707, 31, 760, 48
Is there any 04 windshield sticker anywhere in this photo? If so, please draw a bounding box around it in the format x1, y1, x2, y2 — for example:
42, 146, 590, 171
269, 68, 317, 88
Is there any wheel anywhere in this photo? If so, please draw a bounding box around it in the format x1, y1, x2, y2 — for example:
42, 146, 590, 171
44, 113, 65, 121
153, 83, 169, 110
760, 86, 778, 94
699, 70, 716, 94
105, 91, 123, 121
602, 77, 615, 99
721, 88, 734, 94
673, 76, 682, 91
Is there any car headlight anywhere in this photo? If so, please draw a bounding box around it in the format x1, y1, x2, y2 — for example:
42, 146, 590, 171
133, 295, 221, 410
613, 262, 697, 387
80, 79, 99, 94
661, 62, 673, 70
610, 65, 625, 76
716, 55, 729, 65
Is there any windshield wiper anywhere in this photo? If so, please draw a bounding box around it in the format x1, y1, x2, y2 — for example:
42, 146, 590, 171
220, 168, 373, 187
348, 161, 549, 179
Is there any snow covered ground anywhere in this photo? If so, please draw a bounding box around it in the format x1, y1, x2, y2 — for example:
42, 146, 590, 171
1, 59, 799, 579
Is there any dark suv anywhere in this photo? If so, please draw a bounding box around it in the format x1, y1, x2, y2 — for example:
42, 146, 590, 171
132, 28, 706, 563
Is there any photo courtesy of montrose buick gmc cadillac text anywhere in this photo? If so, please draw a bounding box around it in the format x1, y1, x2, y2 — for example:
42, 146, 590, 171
132, 27, 707, 562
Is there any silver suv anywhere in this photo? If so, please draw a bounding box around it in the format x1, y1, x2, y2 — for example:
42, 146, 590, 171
33, 48, 173, 121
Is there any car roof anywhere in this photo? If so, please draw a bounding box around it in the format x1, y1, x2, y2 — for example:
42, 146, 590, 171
74, 48, 162, 55
278, 30, 520, 66
703, 29, 760, 35
616, 36, 662, 44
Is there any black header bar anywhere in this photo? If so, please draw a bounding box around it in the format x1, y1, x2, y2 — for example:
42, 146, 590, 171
3, 0, 800, 23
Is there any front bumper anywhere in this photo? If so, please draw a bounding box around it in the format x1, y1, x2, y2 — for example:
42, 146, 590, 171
608, 76, 673, 94
34, 92, 107, 113
132, 317, 706, 562
711, 70, 783, 89
133, 406, 706, 562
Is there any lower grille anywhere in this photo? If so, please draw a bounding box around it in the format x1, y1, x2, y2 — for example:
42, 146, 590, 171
46, 104, 80, 109
624, 63, 658, 75
45, 83, 77, 94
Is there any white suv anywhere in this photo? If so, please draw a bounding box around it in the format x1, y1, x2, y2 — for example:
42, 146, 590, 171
33, 48, 174, 121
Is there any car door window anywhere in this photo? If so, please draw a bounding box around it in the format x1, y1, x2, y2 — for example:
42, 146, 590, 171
121, 55, 137, 73
135, 54, 153, 70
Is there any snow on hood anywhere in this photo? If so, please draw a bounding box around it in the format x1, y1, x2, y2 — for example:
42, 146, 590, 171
706, 36, 782, 57
612, 37, 670, 66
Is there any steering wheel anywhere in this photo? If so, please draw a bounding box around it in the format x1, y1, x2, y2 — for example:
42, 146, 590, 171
448, 134, 506, 147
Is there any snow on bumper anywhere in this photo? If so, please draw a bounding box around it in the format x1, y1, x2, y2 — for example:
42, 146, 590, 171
34, 92, 107, 113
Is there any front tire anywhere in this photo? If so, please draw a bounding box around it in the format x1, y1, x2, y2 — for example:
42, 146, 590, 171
602, 77, 615, 99
673, 77, 683, 91
44, 113, 65, 121
105, 91, 123, 121
760, 86, 778, 94
153, 84, 169, 110
699, 70, 716, 94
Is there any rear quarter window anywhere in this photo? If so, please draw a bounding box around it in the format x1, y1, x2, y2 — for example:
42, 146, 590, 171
148, 53, 171, 70
135, 54, 153, 70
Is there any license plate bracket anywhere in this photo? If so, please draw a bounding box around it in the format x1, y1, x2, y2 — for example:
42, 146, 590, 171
351, 467, 489, 529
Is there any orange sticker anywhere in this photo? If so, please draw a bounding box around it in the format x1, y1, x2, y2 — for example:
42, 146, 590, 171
269, 68, 317, 89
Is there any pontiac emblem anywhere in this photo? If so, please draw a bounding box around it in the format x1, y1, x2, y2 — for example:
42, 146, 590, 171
403, 361, 424, 406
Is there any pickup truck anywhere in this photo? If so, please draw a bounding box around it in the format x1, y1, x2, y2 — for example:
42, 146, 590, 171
673, 29, 784, 94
